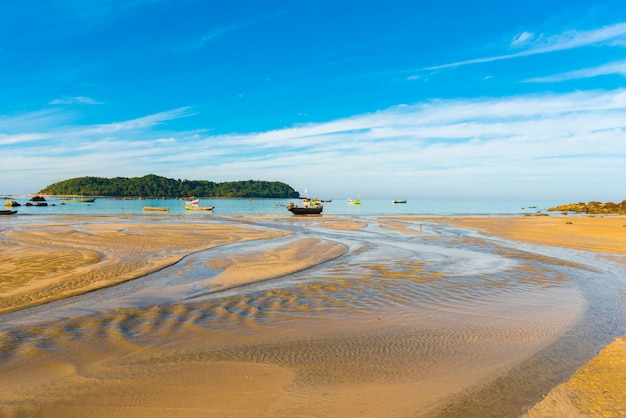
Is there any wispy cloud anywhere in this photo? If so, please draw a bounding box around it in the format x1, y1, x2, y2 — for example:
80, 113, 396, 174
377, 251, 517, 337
49, 96, 104, 105
0, 106, 194, 146
525, 60, 626, 83
424, 22, 626, 71
181, 9, 288, 51
510, 31, 535, 47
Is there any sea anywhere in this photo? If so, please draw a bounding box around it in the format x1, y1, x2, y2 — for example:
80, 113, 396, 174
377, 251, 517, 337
3, 196, 562, 217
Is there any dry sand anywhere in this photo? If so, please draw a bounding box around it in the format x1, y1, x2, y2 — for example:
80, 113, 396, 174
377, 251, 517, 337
435, 214, 626, 255
0, 214, 625, 417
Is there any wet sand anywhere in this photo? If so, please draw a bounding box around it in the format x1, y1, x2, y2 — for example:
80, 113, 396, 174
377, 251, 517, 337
435, 215, 626, 417
0, 214, 625, 416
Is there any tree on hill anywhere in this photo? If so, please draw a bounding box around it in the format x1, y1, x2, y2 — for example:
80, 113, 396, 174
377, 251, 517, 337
39, 175, 300, 199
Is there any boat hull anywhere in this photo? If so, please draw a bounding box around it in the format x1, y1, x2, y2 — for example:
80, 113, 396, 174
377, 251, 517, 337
288, 206, 323, 215
185, 206, 214, 211
0, 210, 17, 215
61, 198, 96, 203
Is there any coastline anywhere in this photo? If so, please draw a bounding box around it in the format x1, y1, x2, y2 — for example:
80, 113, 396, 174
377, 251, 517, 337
0, 214, 624, 416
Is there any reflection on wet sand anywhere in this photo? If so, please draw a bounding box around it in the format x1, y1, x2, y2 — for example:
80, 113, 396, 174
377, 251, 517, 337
0, 215, 625, 417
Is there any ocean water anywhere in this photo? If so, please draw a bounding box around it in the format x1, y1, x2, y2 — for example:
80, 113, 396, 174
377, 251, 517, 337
3, 196, 560, 217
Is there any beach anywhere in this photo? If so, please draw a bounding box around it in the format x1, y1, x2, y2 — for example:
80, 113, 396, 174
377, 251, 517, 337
1, 214, 625, 416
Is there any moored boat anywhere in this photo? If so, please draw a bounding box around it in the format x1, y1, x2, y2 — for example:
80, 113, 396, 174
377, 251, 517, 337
287, 197, 323, 215
185, 205, 214, 211
0, 209, 17, 215
184, 198, 213, 211
142, 206, 169, 211
61, 197, 96, 203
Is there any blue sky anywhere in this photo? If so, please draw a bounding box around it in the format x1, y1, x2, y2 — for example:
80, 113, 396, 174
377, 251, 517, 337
1, 0, 625, 200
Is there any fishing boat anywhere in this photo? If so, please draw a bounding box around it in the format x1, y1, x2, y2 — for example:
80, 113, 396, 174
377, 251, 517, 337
0, 209, 17, 215
348, 198, 361, 205
142, 206, 169, 211
184, 199, 214, 211
392, 200, 407, 204
184, 204, 214, 211
287, 197, 323, 215
61, 197, 96, 203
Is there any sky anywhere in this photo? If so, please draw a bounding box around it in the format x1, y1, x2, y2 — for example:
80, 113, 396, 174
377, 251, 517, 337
1, 0, 625, 201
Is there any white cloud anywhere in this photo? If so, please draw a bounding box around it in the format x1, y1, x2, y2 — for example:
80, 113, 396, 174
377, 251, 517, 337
49, 96, 104, 105
525, 60, 626, 82
424, 22, 626, 71
511, 31, 535, 47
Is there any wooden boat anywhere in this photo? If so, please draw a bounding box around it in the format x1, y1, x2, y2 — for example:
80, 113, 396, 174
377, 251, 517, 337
143, 206, 169, 211
0, 209, 17, 215
61, 197, 96, 203
185, 205, 214, 211
288, 203, 323, 215
184, 199, 213, 211
287, 197, 323, 215
392, 200, 407, 204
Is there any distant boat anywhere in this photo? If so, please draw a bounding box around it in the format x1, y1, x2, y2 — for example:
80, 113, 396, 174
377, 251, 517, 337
392, 200, 407, 204
143, 206, 169, 211
348, 198, 361, 205
61, 197, 96, 203
0, 209, 17, 215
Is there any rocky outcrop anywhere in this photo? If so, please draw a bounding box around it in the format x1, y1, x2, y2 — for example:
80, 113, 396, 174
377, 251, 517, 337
548, 200, 626, 214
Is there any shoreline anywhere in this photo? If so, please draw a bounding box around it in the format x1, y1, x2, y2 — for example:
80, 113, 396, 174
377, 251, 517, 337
1, 214, 624, 416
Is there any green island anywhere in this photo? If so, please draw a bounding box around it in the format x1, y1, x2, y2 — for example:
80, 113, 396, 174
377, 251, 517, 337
39, 174, 300, 199
548, 199, 626, 214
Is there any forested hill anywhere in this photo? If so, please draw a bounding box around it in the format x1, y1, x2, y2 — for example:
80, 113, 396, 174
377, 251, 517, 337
39, 175, 300, 199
